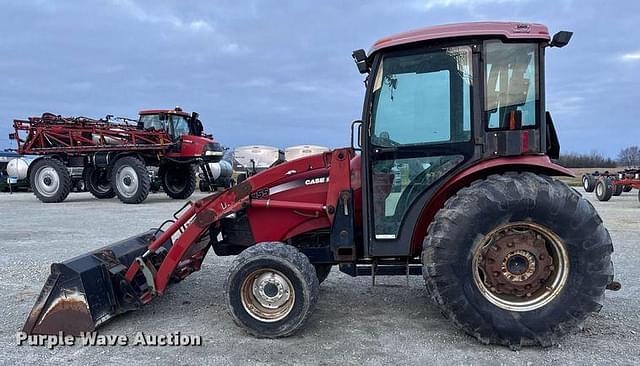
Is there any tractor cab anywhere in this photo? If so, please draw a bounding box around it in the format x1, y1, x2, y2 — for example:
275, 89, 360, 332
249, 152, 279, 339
352, 23, 571, 257
138, 107, 222, 161
138, 107, 204, 140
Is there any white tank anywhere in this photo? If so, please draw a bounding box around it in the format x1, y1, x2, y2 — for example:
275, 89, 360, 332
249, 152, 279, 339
234, 145, 283, 169
285, 145, 330, 161
6, 157, 35, 180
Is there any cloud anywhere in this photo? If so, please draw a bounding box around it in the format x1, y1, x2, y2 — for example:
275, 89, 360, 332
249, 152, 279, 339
620, 51, 640, 62
414, 0, 529, 10
110, 0, 213, 33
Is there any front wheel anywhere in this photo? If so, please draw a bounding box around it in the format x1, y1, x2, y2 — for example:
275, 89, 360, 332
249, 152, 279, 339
422, 173, 613, 348
225, 243, 319, 338
160, 164, 196, 199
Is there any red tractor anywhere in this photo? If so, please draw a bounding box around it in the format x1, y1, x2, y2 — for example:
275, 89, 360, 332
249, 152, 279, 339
24, 22, 618, 348
11, 107, 224, 203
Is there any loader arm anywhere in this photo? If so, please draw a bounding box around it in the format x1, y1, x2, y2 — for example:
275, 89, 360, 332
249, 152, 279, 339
126, 147, 354, 296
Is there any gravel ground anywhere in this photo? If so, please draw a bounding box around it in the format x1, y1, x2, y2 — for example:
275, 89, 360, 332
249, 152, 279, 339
1, 189, 638, 365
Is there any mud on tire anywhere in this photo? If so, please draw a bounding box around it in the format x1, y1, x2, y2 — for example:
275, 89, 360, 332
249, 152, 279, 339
225, 242, 319, 338
422, 172, 613, 348
29, 158, 72, 203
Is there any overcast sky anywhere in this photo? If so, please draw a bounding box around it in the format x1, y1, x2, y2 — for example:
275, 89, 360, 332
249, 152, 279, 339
1, 0, 638, 157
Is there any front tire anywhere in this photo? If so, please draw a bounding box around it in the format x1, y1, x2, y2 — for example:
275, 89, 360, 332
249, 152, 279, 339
160, 164, 196, 199
225, 243, 319, 338
29, 158, 72, 203
111, 156, 150, 204
422, 173, 613, 348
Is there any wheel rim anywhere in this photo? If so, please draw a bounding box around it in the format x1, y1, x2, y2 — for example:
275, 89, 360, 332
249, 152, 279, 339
472, 222, 569, 312
583, 177, 589, 190
596, 182, 604, 196
35, 166, 60, 197
240, 269, 295, 322
116, 166, 139, 198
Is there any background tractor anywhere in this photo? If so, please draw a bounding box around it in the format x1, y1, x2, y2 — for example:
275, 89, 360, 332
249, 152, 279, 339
24, 22, 618, 348
11, 108, 226, 203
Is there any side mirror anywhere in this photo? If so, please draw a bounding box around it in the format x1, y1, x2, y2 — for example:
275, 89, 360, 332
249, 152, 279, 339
352, 49, 369, 74
8, 133, 16, 140
550, 31, 573, 48
351, 120, 363, 151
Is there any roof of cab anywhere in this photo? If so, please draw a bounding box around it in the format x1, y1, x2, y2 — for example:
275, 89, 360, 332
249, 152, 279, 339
369, 21, 550, 55
138, 109, 191, 117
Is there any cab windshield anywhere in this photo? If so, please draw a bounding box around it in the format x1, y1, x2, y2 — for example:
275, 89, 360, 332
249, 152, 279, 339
370, 46, 472, 147
139, 114, 191, 139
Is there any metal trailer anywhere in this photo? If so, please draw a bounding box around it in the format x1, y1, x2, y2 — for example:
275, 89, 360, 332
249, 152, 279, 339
582, 169, 640, 202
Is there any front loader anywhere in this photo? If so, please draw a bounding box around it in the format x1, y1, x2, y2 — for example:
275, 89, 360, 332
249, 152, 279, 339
23, 22, 619, 348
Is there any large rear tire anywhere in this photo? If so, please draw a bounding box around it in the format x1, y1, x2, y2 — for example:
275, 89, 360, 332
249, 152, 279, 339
422, 173, 613, 348
225, 243, 319, 338
83, 166, 115, 199
29, 158, 72, 203
111, 156, 150, 204
160, 164, 196, 199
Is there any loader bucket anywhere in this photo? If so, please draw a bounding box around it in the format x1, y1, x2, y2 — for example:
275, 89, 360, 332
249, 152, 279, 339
23, 229, 171, 335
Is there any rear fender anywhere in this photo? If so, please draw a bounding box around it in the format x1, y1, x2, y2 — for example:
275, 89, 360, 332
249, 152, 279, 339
409, 155, 573, 256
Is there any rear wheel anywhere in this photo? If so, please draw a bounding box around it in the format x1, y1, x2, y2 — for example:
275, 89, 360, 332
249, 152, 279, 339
161, 164, 196, 199
422, 173, 613, 348
83, 166, 115, 199
582, 174, 596, 192
111, 156, 150, 204
29, 158, 72, 203
225, 243, 319, 338
595, 178, 613, 201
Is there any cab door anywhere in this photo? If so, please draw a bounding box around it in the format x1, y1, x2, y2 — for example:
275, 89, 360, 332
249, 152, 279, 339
362, 44, 478, 257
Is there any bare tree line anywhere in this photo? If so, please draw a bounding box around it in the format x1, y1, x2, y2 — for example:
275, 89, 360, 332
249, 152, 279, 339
556, 146, 640, 168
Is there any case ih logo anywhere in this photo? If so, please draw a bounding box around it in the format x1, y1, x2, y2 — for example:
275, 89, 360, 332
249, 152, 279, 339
513, 23, 531, 33
304, 177, 329, 185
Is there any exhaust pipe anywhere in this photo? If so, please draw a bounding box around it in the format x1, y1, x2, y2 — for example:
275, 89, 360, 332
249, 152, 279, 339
23, 229, 172, 335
